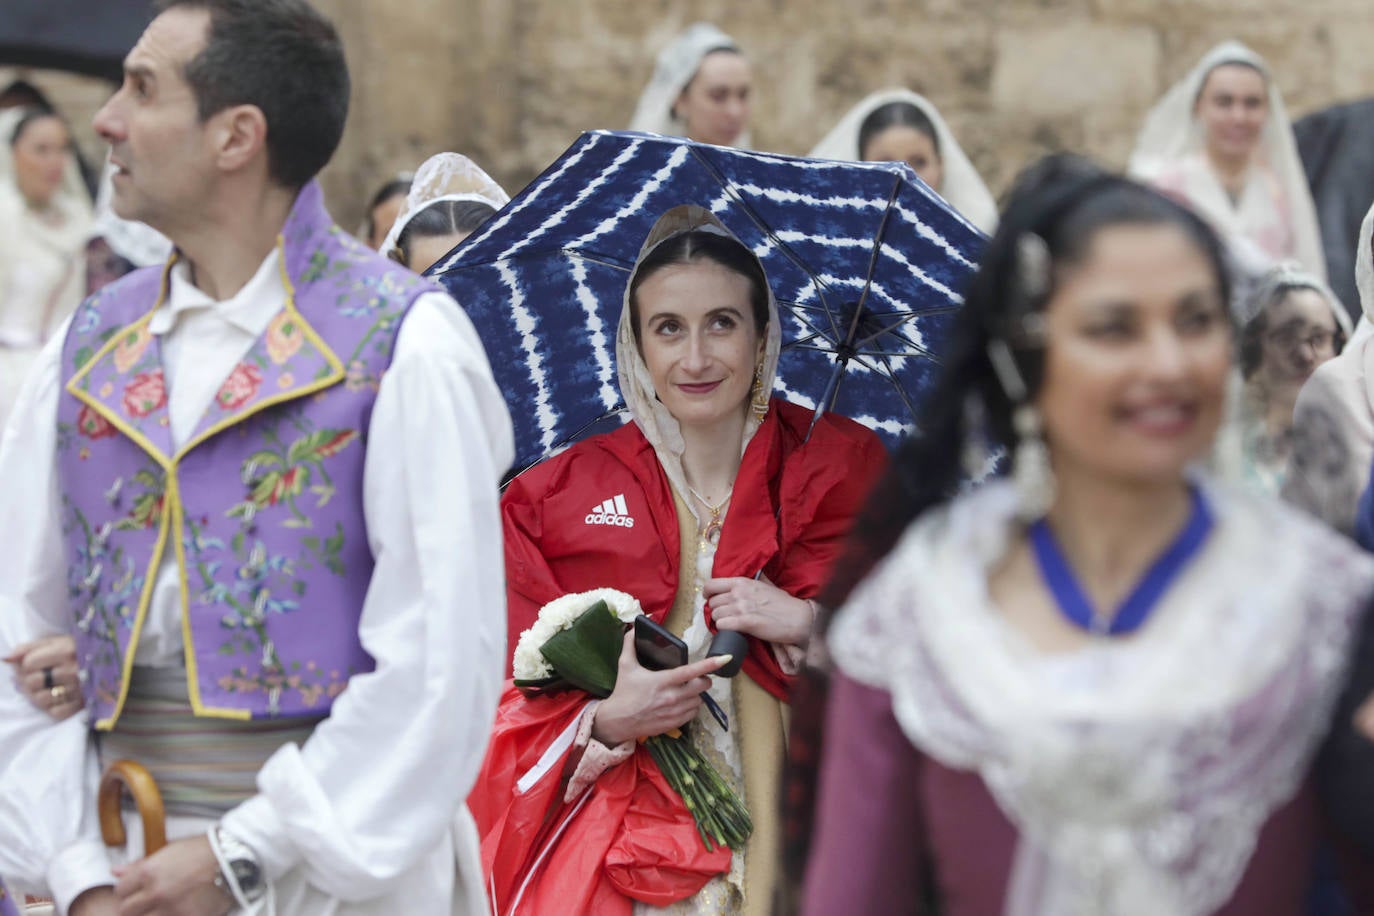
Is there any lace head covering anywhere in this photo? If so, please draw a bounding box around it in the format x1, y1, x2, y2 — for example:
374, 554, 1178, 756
1354, 200, 1374, 325
378, 152, 509, 261
615, 205, 781, 498
0, 106, 94, 258
1128, 41, 1324, 279
809, 88, 998, 233
627, 23, 751, 148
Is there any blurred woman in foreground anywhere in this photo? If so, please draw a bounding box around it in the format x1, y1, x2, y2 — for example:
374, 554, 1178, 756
794, 156, 1374, 915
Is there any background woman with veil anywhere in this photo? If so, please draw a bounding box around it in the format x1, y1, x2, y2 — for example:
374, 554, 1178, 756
1286, 200, 1374, 535
380, 152, 508, 274
1130, 41, 1325, 292
809, 88, 998, 234
784, 155, 1374, 915
0, 106, 92, 432
629, 23, 752, 149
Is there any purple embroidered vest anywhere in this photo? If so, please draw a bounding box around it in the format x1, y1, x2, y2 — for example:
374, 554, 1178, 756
0, 876, 19, 916
57, 181, 438, 728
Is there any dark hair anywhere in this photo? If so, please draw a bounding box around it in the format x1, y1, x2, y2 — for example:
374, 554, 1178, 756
777, 155, 1232, 903
1195, 59, 1268, 105
362, 176, 411, 240
9, 106, 61, 146
1239, 282, 1346, 379
0, 80, 52, 111
626, 228, 770, 342
153, 0, 349, 189
857, 100, 940, 161
367, 177, 411, 214
827, 154, 1229, 606
391, 198, 497, 266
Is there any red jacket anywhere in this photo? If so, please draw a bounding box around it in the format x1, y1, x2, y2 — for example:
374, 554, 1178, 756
501, 398, 887, 698
472, 399, 886, 915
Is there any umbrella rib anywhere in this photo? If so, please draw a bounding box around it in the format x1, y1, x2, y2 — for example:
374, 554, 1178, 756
784, 331, 826, 349
790, 309, 836, 339
871, 357, 923, 424
684, 146, 845, 340
861, 304, 964, 320
859, 345, 938, 360
846, 177, 903, 347
564, 251, 634, 272
854, 315, 922, 349
888, 328, 942, 355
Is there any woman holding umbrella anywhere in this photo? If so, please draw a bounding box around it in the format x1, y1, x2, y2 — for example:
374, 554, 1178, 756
469, 205, 886, 916
793, 156, 1374, 914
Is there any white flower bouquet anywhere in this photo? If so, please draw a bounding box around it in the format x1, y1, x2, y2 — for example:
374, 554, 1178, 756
512, 588, 752, 851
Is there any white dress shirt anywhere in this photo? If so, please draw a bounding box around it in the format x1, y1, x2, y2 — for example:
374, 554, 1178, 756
0, 250, 513, 915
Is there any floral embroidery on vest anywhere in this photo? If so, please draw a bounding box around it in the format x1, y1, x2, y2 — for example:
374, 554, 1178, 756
56, 181, 438, 727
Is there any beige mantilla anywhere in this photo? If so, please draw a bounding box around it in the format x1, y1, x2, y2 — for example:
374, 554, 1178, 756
617, 205, 787, 916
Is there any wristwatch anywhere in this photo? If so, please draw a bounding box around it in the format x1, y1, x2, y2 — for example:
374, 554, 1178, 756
212, 826, 267, 905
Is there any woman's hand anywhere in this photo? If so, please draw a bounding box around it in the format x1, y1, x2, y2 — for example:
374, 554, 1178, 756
5, 634, 84, 721
592, 631, 731, 747
705, 576, 816, 648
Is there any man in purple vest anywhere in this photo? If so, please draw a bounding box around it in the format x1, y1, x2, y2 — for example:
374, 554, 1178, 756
0, 1, 513, 914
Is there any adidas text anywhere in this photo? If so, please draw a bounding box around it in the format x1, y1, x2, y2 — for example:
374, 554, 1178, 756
585, 494, 636, 528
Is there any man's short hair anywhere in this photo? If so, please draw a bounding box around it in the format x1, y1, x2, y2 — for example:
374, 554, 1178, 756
154, 0, 349, 189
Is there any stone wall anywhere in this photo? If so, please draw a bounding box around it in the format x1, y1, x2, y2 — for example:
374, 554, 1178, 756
11, 0, 1374, 228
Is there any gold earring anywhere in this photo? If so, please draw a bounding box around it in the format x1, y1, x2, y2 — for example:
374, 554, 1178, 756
750, 363, 770, 421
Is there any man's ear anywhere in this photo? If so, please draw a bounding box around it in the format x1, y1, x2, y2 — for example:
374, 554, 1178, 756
212, 104, 268, 174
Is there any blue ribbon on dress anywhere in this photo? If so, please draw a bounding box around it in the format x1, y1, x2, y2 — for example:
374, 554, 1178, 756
1028, 486, 1214, 636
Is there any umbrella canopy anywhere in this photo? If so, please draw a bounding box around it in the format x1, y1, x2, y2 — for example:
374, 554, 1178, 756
0, 0, 152, 82
431, 130, 986, 475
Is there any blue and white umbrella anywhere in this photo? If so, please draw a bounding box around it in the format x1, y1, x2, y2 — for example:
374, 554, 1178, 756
431, 130, 986, 476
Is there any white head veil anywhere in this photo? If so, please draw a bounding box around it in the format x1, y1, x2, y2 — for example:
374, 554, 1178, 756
379, 152, 509, 262
1128, 41, 1324, 279
0, 106, 93, 257
1243, 261, 1352, 336
809, 88, 998, 233
615, 205, 781, 498
1355, 201, 1374, 324
628, 22, 751, 148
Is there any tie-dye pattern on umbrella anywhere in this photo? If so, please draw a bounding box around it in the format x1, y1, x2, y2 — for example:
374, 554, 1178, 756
431, 130, 986, 476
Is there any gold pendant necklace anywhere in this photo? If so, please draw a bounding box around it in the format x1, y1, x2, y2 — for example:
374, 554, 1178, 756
684, 482, 732, 546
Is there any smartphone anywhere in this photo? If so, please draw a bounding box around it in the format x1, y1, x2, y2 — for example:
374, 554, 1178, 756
634, 614, 688, 671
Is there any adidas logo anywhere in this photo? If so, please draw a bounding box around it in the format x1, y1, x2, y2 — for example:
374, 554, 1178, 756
585, 493, 636, 528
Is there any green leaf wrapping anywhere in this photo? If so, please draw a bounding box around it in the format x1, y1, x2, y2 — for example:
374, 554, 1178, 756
536, 599, 622, 698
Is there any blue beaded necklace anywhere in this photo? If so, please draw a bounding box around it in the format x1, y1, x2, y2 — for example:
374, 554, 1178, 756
1028, 486, 1214, 637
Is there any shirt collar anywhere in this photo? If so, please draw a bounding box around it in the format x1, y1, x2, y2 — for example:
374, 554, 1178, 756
148, 248, 286, 337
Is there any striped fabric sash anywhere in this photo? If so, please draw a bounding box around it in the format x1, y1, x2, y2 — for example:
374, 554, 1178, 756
98, 666, 323, 818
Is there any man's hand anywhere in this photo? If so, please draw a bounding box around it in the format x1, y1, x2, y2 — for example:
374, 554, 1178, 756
112, 835, 233, 916
4, 634, 84, 720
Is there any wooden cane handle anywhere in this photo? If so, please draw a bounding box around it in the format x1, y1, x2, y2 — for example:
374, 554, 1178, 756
98, 759, 166, 855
